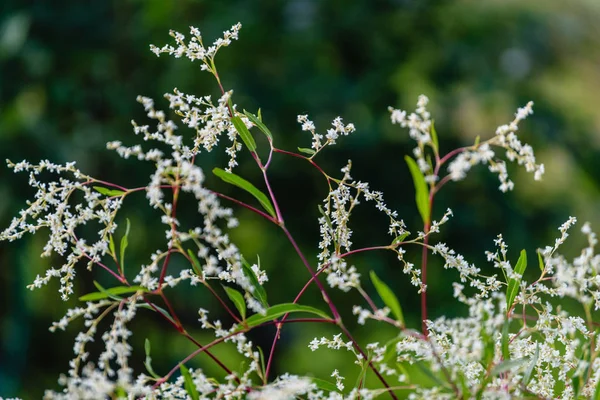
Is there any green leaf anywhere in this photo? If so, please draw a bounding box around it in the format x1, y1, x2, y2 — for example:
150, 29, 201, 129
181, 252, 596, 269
257, 345, 266, 380
144, 338, 161, 379
391, 231, 410, 245
354, 352, 371, 390
311, 377, 340, 393
243, 110, 273, 142
231, 115, 257, 152
223, 285, 246, 320
93, 186, 126, 197
240, 256, 268, 308
297, 147, 316, 156
491, 358, 529, 376
370, 270, 404, 325
522, 342, 539, 387
180, 364, 200, 400
430, 120, 439, 152
213, 168, 276, 218
109, 234, 116, 257
187, 249, 202, 276
242, 303, 331, 329
119, 218, 130, 275
79, 282, 148, 302
405, 155, 430, 225
414, 361, 449, 388
537, 250, 544, 272
501, 318, 510, 361
506, 249, 527, 310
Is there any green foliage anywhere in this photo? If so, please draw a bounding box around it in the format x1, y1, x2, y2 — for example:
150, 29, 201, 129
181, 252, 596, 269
213, 168, 276, 218
506, 250, 527, 311
405, 155, 430, 225
369, 270, 404, 325
241, 303, 330, 330
79, 282, 148, 302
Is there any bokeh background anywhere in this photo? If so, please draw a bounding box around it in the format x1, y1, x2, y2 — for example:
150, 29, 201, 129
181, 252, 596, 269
1, 0, 600, 398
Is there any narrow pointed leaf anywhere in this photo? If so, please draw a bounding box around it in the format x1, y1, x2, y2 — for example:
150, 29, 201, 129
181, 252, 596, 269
240, 256, 268, 307
298, 147, 316, 156
392, 231, 410, 245
257, 345, 266, 380
79, 282, 148, 301
119, 218, 130, 275
537, 250, 544, 272
522, 342, 539, 386
187, 249, 202, 276
180, 364, 200, 400
243, 110, 273, 142
311, 377, 340, 393
109, 234, 116, 258
144, 338, 161, 379
223, 285, 246, 320
242, 303, 330, 329
405, 156, 430, 225
231, 115, 256, 152
430, 120, 439, 152
93, 186, 127, 197
414, 361, 449, 389
501, 318, 510, 361
370, 270, 404, 325
506, 249, 527, 310
213, 168, 276, 218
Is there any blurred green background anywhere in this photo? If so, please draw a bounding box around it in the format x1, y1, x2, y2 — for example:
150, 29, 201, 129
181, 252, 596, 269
1, 0, 600, 398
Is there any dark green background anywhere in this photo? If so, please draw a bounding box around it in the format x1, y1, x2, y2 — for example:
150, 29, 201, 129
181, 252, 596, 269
1, 0, 600, 398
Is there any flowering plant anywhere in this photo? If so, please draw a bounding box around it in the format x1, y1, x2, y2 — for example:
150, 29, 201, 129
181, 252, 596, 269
2, 22, 600, 399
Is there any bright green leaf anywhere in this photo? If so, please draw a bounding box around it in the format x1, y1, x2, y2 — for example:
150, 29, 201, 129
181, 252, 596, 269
257, 345, 266, 380
311, 377, 340, 393
109, 234, 116, 258
370, 270, 404, 325
297, 147, 316, 156
187, 249, 202, 276
414, 361, 449, 389
79, 282, 148, 302
537, 250, 544, 272
241, 256, 268, 308
231, 115, 257, 152
243, 110, 273, 142
405, 156, 430, 225
430, 120, 439, 152
242, 303, 330, 329
501, 318, 510, 361
506, 249, 527, 310
522, 342, 539, 386
93, 186, 126, 197
392, 231, 410, 245
144, 338, 161, 379
223, 285, 246, 320
180, 364, 200, 400
119, 218, 130, 275
213, 168, 276, 218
